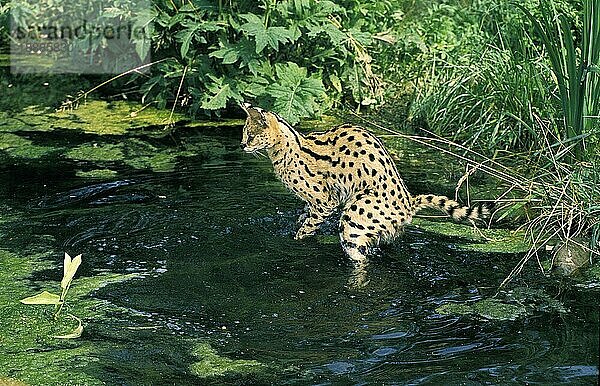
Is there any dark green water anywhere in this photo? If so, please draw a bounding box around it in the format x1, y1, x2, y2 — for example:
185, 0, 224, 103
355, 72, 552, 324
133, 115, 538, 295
0, 128, 598, 385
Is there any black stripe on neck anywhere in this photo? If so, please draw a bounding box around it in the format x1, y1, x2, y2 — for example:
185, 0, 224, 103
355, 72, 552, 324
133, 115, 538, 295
274, 114, 333, 163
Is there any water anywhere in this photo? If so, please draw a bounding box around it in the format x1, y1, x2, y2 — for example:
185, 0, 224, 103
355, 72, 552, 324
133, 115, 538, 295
0, 128, 598, 385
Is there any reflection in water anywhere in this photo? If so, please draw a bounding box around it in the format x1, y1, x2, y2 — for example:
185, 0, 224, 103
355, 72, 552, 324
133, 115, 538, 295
0, 132, 597, 385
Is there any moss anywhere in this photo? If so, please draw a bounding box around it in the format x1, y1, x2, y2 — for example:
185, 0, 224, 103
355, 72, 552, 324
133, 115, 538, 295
65, 143, 124, 162
75, 169, 119, 179
190, 343, 266, 378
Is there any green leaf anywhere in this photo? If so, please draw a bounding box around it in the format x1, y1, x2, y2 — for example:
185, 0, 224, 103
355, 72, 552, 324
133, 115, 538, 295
178, 27, 196, 58
329, 73, 342, 93
20, 291, 61, 305
210, 44, 240, 64
265, 62, 326, 124
61, 253, 82, 290
134, 37, 152, 62
201, 77, 242, 110
240, 14, 294, 53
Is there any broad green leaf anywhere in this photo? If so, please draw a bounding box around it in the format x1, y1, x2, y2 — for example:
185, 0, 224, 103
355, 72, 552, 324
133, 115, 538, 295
134, 37, 152, 62
266, 62, 326, 124
329, 73, 342, 93
61, 253, 82, 290
201, 77, 242, 110
210, 45, 240, 64
202, 84, 233, 110
240, 14, 294, 54
20, 291, 61, 305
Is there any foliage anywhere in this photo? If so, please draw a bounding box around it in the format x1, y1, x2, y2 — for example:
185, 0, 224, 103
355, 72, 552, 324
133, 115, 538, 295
380, 0, 588, 153
141, 0, 388, 123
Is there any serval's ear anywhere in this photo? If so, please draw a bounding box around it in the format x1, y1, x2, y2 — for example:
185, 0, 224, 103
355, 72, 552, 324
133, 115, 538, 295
240, 102, 253, 112
242, 103, 268, 125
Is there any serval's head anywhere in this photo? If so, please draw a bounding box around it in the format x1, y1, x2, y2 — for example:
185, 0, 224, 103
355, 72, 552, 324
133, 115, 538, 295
240, 103, 281, 153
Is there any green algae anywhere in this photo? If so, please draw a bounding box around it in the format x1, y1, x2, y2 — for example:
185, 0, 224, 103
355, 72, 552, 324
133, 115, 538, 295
0, 246, 269, 385
2, 100, 188, 136
299, 115, 343, 132
0, 133, 31, 150
0, 250, 103, 385
0, 133, 57, 159
187, 119, 245, 128
63, 137, 227, 173
52, 100, 188, 136
437, 299, 528, 321
75, 169, 119, 179
190, 343, 267, 379
65, 143, 124, 162
411, 218, 530, 253
436, 287, 567, 321
122, 151, 176, 172
1, 99, 230, 171
0, 377, 28, 386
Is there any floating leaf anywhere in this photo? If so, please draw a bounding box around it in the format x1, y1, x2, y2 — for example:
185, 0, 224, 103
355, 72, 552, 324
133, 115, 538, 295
61, 253, 82, 290
20, 291, 61, 305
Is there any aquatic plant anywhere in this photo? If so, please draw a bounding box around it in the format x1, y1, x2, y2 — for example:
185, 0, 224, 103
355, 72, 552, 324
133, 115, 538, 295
20, 253, 84, 339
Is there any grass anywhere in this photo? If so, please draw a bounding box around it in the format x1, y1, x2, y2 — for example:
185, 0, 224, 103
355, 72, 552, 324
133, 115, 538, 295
517, 0, 600, 161
407, 45, 557, 153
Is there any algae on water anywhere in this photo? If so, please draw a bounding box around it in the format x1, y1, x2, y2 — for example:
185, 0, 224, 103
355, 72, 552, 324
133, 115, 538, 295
436, 299, 528, 321
76, 169, 119, 179
411, 218, 530, 254
190, 343, 266, 378
436, 287, 567, 321
66, 143, 124, 162
0, 133, 57, 159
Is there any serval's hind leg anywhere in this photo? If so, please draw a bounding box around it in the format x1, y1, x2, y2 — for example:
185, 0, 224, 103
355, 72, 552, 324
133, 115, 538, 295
339, 207, 381, 288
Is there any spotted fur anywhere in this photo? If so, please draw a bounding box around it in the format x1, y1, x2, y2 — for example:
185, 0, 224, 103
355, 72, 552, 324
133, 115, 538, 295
240, 103, 490, 269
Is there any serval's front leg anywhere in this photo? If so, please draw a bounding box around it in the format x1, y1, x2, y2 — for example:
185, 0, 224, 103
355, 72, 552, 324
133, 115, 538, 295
295, 204, 335, 240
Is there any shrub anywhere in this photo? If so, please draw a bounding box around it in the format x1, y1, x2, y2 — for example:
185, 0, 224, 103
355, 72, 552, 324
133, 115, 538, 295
141, 0, 390, 123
